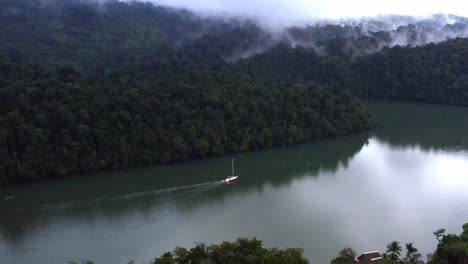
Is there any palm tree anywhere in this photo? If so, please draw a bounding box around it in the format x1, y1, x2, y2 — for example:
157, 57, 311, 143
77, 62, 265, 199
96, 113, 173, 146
405, 243, 417, 260
386, 241, 402, 263
404, 243, 423, 263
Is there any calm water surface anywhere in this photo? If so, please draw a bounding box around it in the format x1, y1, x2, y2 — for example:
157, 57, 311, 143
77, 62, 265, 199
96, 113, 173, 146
1, 101, 468, 264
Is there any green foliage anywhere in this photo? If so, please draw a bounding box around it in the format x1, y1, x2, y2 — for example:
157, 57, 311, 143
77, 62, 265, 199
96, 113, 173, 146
331, 223, 468, 264
434, 229, 446, 244
429, 224, 468, 264
0, 0, 227, 74
69, 223, 468, 264
386, 241, 403, 263
235, 38, 468, 106
0, 61, 373, 184
152, 238, 308, 264
404, 243, 423, 264
353, 38, 468, 106
330, 247, 357, 264
2, 0, 466, 185
1, 1, 467, 110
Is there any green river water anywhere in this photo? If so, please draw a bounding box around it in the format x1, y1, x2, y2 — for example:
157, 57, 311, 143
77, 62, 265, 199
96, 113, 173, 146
1, 101, 467, 263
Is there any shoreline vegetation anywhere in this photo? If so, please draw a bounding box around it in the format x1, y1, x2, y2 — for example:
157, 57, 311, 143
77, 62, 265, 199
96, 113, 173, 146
1, 0, 467, 185
69, 223, 468, 264
0, 59, 374, 185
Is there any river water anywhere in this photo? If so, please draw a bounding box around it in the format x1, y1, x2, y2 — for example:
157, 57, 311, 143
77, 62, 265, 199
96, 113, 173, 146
1, 101, 467, 264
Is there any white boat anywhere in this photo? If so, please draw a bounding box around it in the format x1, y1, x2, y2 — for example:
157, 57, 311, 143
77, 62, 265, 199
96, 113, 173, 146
225, 158, 239, 183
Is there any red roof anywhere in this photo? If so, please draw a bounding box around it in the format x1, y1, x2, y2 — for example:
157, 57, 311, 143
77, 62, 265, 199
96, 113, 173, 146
357, 252, 381, 262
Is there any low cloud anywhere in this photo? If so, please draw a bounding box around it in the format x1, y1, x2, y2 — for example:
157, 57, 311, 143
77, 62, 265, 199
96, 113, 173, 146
149, 0, 468, 23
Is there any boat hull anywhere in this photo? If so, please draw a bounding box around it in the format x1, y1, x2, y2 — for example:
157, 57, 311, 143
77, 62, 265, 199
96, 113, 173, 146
225, 176, 239, 183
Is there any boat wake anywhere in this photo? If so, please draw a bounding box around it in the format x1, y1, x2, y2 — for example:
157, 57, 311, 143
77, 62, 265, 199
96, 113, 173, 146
41, 180, 224, 210
111, 181, 223, 201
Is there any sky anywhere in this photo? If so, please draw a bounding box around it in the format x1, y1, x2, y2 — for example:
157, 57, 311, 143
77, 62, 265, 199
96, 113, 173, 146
151, 0, 468, 22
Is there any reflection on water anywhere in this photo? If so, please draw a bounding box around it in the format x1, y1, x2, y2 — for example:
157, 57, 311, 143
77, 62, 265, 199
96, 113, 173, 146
368, 101, 468, 152
1, 101, 467, 264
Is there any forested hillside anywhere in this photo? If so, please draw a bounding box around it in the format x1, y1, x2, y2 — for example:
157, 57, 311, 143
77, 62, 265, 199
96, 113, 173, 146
236, 38, 468, 105
2, 0, 466, 105
1, 0, 467, 74
354, 38, 468, 105
1, 0, 467, 184
0, 0, 235, 73
0, 60, 373, 184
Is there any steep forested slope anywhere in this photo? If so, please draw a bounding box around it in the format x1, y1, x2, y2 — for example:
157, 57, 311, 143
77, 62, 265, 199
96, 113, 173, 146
0, 0, 233, 73
0, 61, 373, 184
1, 0, 467, 184
354, 38, 468, 105
1, 0, 467, 75
234, 38, 468, 105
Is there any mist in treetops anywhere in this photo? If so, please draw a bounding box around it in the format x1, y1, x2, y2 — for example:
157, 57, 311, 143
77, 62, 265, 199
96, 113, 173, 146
1, 0, 467, 184
1, 0, 467, 62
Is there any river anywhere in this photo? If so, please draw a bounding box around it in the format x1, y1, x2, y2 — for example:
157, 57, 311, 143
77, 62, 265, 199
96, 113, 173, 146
1, 101, 467, 264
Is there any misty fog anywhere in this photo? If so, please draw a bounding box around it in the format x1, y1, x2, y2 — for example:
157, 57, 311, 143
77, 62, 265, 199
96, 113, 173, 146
2, 0, 468, 60
122, 0, 468, 59
149, 0, 468, 21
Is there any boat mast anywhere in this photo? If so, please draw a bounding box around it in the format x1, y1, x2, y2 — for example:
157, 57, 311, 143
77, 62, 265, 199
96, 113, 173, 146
232, 158, 235, 176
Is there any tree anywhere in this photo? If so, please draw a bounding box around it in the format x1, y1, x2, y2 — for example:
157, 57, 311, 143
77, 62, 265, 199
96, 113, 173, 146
405, 243, 417, 258
153, 252, 175, 264
404, 243, 423, 264
386, 241, 402, 263
152, 238, 308, 264
0, 61, 374, 184
433, 229, 446, 244
330, 247, 357, 264
428, 223, 468, 264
